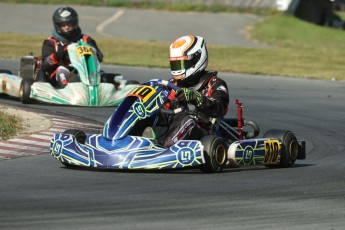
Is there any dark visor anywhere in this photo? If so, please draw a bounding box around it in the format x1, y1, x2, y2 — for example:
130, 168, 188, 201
170, 60, 185, 71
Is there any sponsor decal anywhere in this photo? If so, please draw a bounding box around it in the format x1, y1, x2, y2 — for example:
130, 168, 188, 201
172, 119, 194, 143
216, 85, 227, 93
52, 140, 63, 157
243, 145, 254, 164
2, 77, 8, 93
61, 10, 71, 18
170, 56, 187, 61
35, 90, 53, 99
177, 147, 195, 165
133, 102, 146, 119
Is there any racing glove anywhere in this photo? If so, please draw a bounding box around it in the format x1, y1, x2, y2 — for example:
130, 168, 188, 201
175, 88, 203, 108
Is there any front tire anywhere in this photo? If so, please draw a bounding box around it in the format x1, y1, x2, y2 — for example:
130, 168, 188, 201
199, 135, 228, 173
63, 129, 86, 144
19, 78, 34, 104
263, 129, 299, 167
61, 129, 86, 168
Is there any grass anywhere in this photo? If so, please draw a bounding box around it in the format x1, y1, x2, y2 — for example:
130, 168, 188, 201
0, 0, 279, 15
0, 109, 22, 140
1, 14, 345, 81
1, 1, 344, 80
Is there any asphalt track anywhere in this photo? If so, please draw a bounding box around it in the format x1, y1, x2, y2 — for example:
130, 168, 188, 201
0, 2, 266, 47
1, 3, 345, 230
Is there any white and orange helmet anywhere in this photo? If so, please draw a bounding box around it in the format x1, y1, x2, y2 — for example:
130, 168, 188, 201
169, 35, 208, 83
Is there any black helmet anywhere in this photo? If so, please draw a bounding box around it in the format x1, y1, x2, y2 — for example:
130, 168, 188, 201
52, 6, 79, 39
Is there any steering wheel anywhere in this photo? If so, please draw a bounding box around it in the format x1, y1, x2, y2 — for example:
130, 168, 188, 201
157, 79, 186, 115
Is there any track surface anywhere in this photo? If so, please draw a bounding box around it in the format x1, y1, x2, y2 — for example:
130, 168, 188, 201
0, 2, 266, 48
1, 3, 345, 230
1, 61, 345, 230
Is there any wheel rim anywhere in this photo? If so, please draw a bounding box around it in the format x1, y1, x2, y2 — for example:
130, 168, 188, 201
289, 139, 299, 160
19, 85, 23, 98
215, 144, 227, 165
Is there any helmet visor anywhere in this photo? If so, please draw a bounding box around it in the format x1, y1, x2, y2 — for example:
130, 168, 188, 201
170, 59, 185, 72
170, 56, 191, 72
56, 22, 76, 33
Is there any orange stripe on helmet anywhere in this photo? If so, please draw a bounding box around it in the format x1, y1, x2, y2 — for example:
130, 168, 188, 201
171, 35, 195, 52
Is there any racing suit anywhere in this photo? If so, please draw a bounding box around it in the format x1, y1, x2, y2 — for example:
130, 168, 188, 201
38, 29, 103, 87
158, 70, 229, 147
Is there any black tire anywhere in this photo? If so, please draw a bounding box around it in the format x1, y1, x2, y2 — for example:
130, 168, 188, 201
61, 129, 86, 168
61, 162, 75, 168
101, 73, 121, 84
19, 78, 34, 104
0, 69, 13, 75
199, 135, 228, 173
63, 129, 86, 144
126, 80, 140, 85
263, 129, 299, 168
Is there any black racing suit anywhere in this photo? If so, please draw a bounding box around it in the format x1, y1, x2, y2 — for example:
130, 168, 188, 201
39, 31, 103, 87
158, 70, 229, 147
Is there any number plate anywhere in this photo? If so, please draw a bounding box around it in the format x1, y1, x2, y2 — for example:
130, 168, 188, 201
263, 140, 281, 164
129, 85, 156, 102
76, 46, 93, 56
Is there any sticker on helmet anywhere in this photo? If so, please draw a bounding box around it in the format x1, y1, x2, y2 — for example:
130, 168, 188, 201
61, 10, 71, 18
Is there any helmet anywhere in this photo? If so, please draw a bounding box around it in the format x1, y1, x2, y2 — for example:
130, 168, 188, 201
169, 35, 208, 84
52, 6, 79, 39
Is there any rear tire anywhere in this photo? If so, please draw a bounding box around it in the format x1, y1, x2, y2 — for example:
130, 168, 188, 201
199, 135, 228, 173
263, 129, 298, 167
19, 78, 34, 104
0, 69, 13, 74
126, 80, 140, 85
101, 73, 121, 84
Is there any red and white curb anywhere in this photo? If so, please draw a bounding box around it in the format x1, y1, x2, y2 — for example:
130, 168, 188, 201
0, 112, 103, 161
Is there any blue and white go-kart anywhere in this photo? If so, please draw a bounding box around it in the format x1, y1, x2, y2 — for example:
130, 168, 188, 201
50, 79, 306, 173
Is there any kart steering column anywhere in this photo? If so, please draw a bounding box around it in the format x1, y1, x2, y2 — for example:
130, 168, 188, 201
235, 99, 243, 140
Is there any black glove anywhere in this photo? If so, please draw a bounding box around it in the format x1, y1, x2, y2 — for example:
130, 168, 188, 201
175, 88, 203, 107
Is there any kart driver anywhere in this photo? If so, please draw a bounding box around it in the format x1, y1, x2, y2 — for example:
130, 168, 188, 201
39, 6, 103, 88
156, 35, 229, 147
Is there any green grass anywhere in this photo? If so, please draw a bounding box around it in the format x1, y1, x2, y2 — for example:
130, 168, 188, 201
0, 110, 22, 140
1, 13, 345, 81
1, 1, 344, 80
0, 0, 279, 15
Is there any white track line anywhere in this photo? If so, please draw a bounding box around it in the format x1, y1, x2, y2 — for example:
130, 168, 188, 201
96, 9, 125, 37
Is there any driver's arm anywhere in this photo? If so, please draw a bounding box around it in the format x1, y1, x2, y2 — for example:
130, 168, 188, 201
175, 77, 229, 118
42, 39, 59, 72
199, 89, 229, 118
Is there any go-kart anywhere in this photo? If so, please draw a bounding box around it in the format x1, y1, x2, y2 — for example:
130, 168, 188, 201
50, 79, 306, 172
0, 41, 138, 106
